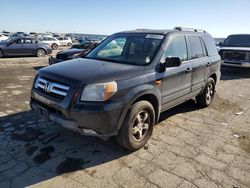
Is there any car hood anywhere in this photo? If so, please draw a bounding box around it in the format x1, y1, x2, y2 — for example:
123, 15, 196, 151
38, 58, 143, 87
219, 46, 250, 52
57, 48, 83, 56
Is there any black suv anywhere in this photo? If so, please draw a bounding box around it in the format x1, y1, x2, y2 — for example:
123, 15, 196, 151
30, 27, 221, 150
218, 34, 250, 67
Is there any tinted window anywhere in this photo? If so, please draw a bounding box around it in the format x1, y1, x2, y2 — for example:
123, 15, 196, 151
203, 35, 218, 56
223, 35, 250, 47
200, 38, 208, 56
188, 36, 204, 59
165, 36, 187, 61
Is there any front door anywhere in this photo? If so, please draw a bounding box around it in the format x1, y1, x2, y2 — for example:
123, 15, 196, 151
4, 38, 25, 56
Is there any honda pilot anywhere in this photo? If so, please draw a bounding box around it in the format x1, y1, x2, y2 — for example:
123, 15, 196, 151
30, 27, 221, 150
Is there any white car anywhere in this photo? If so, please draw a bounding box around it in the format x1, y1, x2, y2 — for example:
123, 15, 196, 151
0, 33, 8, 41
39, 37, 61, 50
57, 37, 72, 46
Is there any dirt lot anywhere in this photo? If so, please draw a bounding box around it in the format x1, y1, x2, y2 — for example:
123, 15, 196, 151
0, 53, 250, 188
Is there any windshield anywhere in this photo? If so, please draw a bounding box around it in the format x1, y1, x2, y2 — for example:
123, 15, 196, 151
223, 35, 250, 47
86, 33, 164, 65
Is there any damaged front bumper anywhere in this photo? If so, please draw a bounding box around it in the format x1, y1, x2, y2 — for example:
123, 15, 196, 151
30, 91, 124, 139
30, 100, 110, 140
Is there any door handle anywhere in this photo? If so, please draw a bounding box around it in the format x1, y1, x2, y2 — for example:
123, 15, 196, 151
186, 67, 192, 74
206, 62, 212, 67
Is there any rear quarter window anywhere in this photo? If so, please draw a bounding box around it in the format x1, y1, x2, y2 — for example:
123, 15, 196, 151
202, 35, 218, 56
187, 36, 204, 59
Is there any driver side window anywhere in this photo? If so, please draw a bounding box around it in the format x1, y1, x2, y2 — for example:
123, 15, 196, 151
164, 36, 188, 62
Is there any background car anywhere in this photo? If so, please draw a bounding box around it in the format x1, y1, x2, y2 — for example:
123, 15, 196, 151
57, 37, 72, 46
49, 41, 99, 65
38, 36, 60, 50
71, 41, 100, 49
0, 33, 8, 41
0, 37, 52, 58
218, 34, 250, 67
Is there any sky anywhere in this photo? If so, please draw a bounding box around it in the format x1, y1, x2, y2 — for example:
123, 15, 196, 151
0, 0, 250, 38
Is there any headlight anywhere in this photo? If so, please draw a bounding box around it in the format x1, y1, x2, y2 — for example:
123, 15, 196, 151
80, 81, 117, 102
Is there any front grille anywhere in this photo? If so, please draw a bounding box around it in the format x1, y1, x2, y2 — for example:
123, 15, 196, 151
220, 50, 250, 62
56, 54, 68, 60
34, 77, 70, 101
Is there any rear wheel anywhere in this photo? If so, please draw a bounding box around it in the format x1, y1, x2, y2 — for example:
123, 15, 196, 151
67, 42, 72, 46
36, 49, 46, 57
196, 77, 216, 107
51, 43, 58, 50
116, 100, 155, 151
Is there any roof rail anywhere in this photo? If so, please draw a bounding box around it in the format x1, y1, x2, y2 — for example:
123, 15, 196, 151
174, 26, 206, 33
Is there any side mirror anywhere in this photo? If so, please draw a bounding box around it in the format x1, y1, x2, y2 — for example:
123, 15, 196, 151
165, 57, 181, 68
218, 42, 223, 46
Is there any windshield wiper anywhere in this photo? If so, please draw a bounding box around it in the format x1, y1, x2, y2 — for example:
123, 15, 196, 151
85, 57, 141, 66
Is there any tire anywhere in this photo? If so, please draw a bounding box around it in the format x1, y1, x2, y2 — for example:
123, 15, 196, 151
0, 50, 3, 58
196, 77, 216, 107
116, 100, 155, 151
51, 43, 58, 50
36, 49, 46, 57
67, 42, 72, 46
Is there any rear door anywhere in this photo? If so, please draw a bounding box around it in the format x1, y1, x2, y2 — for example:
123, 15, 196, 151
23, 38, 37, 55
159, 35, 193, 110
186, 35, 207, 92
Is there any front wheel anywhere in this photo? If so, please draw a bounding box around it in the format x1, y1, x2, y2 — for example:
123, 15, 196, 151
36, 49, 46, 57
116, 100, 155, 151
196, 77, 216, 107
67, 42, 72, 46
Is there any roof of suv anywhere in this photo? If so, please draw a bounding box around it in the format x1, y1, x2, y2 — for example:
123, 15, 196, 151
117, 28, 209, 36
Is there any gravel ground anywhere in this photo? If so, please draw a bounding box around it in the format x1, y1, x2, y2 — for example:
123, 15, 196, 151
0, 54, 250, 188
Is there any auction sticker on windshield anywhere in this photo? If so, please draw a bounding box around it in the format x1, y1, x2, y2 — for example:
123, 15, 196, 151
146, 34, 164, 39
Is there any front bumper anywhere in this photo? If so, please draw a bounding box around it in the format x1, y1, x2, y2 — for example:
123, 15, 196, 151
222, 61, 250, 68
46, 48, 53, 55
48, 56, 63, 65
30, 90, 124, 137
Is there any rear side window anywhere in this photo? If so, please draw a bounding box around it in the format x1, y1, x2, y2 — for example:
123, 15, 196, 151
203, 35, 219, 56
188, 36, 204, 59
165, 36, 188, 61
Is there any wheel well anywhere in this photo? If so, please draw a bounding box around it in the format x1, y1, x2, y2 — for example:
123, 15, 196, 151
133, 94, 159, 123
210, 73, 217, 84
